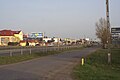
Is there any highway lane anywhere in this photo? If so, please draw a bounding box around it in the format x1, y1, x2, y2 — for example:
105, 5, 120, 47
0, 47, 98, 80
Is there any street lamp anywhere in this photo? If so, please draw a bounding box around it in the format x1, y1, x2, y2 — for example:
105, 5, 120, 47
106, 0, 111, 64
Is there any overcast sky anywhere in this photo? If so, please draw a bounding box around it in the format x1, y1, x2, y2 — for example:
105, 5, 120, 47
0, 0, 120, 39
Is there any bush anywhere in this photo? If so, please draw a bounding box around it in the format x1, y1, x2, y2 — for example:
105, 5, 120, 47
8, 42, 19, 46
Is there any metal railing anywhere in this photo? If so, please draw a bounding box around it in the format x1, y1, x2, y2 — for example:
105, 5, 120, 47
0, 45, 82, 57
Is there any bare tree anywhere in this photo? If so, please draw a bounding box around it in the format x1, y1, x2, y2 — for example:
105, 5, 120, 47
96, 18, 110, 48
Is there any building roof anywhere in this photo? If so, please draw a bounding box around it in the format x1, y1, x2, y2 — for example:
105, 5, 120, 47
0, 30, 21, 36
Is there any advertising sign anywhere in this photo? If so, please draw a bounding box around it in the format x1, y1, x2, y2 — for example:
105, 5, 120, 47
111, 28, 120, 33
29, 33, 44, 38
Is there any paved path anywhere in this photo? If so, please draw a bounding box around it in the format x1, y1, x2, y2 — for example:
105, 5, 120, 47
0, 47, 98, 80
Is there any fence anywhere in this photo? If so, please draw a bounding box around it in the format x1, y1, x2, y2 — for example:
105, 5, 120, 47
0, 46, 82, 57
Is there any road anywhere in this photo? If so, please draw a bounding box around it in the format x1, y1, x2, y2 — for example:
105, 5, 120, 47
0, 47, 98, 80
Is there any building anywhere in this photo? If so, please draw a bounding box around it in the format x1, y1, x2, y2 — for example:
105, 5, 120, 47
19, 40, 26, 46
0, 30, 23, 46
43, 37, 52, 43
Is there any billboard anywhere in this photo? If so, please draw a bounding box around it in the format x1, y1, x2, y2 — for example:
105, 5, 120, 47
29, 33, 44, 38
111, 27, 120, 39
111, 28, 120, 33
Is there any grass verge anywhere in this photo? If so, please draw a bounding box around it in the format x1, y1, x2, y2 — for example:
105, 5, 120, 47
0, 46, 83, 65
73, 49, 120, 80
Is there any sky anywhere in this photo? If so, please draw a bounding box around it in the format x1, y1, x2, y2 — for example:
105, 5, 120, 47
0, 0, 120, 39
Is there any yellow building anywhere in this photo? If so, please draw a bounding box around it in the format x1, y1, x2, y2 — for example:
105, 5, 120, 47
0, 30, 23, 46
19, 40, 26, 46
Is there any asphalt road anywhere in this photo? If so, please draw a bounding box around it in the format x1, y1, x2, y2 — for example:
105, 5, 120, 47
0, 47, 98, 80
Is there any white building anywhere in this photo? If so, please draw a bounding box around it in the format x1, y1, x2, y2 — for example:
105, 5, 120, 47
43, 38, 52, 42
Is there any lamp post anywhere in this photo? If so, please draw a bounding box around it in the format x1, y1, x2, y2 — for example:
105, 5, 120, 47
106, 0, 111, 64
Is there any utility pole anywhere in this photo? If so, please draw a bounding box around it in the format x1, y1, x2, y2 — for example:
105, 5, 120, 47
106, 0, 111, 64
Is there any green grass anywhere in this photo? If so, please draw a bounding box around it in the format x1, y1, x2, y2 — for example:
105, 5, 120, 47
0, 50, 62, 65
0, 46, 83, 65
73, 49, 120, 80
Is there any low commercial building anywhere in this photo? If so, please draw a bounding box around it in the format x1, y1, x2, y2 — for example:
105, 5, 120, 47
19, 40, 26, 46
43, 37, 52, 43
0, 30, 23, 46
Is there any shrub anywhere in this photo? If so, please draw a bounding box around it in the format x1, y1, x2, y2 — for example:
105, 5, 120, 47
8, 42, 19, 46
